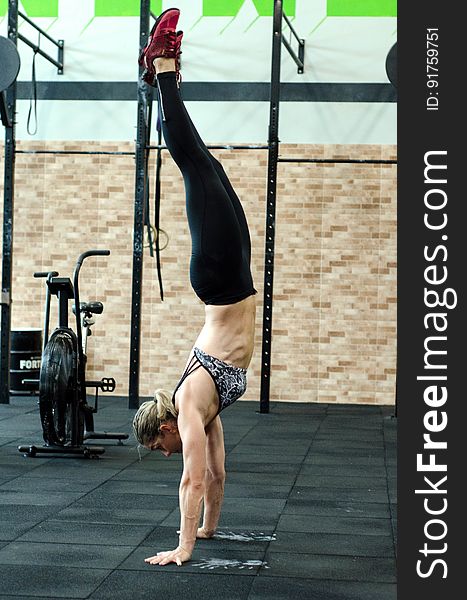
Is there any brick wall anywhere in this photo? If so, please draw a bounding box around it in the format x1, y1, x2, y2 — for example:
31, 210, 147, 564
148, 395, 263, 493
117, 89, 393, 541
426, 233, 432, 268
0, 141, 396, 405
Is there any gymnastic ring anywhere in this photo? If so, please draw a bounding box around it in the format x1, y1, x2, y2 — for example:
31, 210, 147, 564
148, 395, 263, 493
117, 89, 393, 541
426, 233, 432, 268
144, 225, 169, 251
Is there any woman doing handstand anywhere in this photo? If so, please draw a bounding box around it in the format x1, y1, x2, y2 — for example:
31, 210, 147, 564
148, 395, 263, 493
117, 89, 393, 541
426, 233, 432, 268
132, 8, 256, 567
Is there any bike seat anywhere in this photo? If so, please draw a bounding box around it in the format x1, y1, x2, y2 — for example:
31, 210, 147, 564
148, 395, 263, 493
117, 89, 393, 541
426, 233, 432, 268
72, 301, 104, 315
48, 277, 74, 299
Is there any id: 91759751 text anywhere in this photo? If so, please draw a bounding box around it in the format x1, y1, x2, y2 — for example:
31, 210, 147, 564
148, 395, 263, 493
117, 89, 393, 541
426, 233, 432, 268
426, 28, 439, 111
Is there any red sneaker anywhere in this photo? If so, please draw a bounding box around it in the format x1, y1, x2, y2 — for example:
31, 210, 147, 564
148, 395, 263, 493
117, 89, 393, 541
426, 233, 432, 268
139, 8, 180, 86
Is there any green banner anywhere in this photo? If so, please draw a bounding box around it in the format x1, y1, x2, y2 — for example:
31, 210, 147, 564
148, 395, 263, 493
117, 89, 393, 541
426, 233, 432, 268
0, 0, 58, 17
95, 0, 161, 17
327, 0, 397, 17
203, 0, 296, 17
0, 0, 396, 19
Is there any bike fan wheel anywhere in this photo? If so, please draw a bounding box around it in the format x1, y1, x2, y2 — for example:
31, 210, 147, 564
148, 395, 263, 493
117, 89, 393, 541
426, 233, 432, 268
39, 330, 76, 446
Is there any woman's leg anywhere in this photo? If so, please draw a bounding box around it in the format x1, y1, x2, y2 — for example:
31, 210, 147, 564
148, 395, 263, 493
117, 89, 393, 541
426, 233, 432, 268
179, 107, 252, 265
156, 67, 255, 304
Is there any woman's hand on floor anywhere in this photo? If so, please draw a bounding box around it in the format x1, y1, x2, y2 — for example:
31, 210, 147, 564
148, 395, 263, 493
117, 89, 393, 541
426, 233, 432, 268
144, 546, 191, 566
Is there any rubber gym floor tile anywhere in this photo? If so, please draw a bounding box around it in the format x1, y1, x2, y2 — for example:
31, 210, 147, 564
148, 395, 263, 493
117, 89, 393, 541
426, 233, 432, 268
22, 464, 122, 480
0, 464, 41, 479
83, 479, 177, 496
224, 461, 301, 474
319, 423, 383, 433
314, 429, 384, 439
159, 510, 278, 532
218, 514, 279, 531
52, 505, 172, 526
110, 468, 182, 482
223, 483, 292, 499
261, 553, 396, 582
0, 597, 72, 600
224, 471, 297, 487
0, 490, 88, 506
127, 525, 179, 546
0, 400, 395, 598
70, 491, 177, 510
270, 404, 327, 415
0, 521, 43, 542
277, 514, 393, 536
247, 577, 397, 600
0, 503, 58, 521
0, 476, 104, 494
283, 498, 391, 518
305, 448, 386, 460
294, 474, 388, 489
143, 525, 275, 553
311, 439, 385, 450
222, 497, 287, 514
197, 530, 277, 552
118, 545, 266, 575
0, 541, 135, 569
17, 521, 154, 546
86, 570, 253, 600
290, 486, 389, 504
151, 496, 287, 519
241, 427, 320, 438
0, 564, 111, 598
270, 531, 394, 558
303, 454, 386, 466
229, 444, 309, 455
227, 453, 305, 464
128, 458, 184, 473
300, 463, 388, 478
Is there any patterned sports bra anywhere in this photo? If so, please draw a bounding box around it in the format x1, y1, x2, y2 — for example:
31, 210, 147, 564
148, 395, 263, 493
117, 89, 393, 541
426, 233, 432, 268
172, 347, 247, 413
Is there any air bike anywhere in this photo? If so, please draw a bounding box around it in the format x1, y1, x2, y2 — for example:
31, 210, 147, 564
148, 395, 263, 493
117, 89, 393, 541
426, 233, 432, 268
18, 250, 128, 458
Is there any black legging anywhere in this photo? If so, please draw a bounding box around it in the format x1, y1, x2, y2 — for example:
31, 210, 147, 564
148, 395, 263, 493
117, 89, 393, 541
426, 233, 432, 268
156, 71, 256, 305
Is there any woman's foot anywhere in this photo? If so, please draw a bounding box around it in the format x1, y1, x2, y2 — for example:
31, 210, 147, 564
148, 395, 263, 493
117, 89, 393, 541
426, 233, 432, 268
139, 8, 180, 86
153, 31, 183, 80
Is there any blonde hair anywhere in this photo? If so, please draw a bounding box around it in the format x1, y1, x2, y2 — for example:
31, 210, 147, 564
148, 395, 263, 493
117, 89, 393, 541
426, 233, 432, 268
132, 388, 178, 447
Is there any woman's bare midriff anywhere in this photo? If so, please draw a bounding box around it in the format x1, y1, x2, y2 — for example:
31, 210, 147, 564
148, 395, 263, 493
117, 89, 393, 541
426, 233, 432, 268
194, 294, 256, 369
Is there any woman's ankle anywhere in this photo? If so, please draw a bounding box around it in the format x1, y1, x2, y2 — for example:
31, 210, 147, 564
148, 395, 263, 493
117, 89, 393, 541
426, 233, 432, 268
154, 57, 176, 74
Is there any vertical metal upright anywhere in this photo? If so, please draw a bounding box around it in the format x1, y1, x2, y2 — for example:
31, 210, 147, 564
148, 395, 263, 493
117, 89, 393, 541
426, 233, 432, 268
259, 0, 283, 413
129, 0, 152, 409
0, 1, 18, 404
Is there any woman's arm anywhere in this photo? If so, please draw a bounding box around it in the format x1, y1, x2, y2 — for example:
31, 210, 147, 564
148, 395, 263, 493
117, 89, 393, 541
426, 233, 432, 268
198, 415, 226, 537
178, 406, 207, 552
145, 400, 207, 566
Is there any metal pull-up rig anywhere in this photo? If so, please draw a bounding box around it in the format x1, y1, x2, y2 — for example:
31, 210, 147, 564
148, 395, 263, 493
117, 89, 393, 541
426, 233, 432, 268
129, 0, 306, 413
0, 0, 65, 404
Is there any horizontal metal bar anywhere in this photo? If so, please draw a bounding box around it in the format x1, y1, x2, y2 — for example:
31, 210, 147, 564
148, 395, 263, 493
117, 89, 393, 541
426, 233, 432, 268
16, 150, 135, 156
15, 81, 396, 103
15, 150, 395, 163
282, 12, 303, 47
278, 157, 397, 164
17, 33, 63, 71
18, 10, 63, 49
147, 144, 269, 151
281, 34, 304, 73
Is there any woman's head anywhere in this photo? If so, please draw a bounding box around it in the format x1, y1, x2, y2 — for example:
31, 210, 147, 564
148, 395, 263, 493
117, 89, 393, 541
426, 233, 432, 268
132, 389, 181, 455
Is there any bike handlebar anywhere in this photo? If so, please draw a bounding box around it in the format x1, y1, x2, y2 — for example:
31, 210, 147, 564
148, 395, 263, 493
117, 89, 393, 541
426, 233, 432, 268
34, 271, 59, 278
76, 250, 110, 266
73, 251, 110, 386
